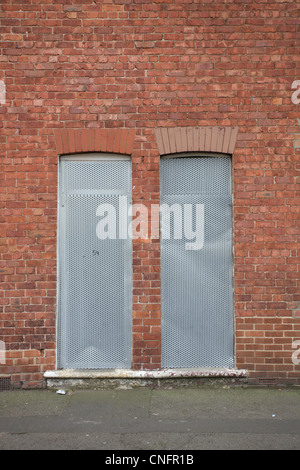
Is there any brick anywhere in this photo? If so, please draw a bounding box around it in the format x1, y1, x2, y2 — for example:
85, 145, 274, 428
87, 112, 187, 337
67, 129, 76, 154
106, 129, 115, 152
3, 34, 23, 41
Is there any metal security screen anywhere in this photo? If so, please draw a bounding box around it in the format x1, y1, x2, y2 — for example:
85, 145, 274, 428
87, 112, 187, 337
161, 155, 234, 368
58, 156, 132, 369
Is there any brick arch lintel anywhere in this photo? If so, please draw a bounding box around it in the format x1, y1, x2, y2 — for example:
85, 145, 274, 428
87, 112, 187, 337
54, 128, 136, 156
155, 126, 238, 156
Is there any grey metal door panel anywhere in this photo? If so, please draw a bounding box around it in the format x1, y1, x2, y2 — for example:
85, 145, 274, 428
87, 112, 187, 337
161, 156, 234, 368
58, 158, 132, 369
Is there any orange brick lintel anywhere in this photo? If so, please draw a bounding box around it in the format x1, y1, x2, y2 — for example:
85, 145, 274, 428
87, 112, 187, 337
155, 126, 238, 156
54, 128, 136, 156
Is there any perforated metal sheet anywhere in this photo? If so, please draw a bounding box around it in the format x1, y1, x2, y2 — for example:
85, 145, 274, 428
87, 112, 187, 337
161, 156, 234, 368
58, 157, 132, 369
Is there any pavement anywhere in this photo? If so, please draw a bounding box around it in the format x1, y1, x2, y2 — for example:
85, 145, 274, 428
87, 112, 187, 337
0, 386, 299, 451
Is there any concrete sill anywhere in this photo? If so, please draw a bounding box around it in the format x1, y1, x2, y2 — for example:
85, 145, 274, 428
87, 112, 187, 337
44, 368, 248, 389
45, 368, 248, 380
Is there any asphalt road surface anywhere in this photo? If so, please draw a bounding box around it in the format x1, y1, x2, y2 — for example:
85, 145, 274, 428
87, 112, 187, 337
0, 386, 299, 450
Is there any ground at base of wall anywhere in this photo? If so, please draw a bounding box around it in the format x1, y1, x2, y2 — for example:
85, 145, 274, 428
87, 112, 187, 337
2, 379, 300, 391
2, 368, 299, 390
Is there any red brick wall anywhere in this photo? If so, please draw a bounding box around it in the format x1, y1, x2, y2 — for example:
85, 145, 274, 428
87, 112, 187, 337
0, 0, 299, 388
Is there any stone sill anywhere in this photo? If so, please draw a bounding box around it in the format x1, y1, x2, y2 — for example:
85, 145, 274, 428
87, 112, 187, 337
45, 368, 248, 380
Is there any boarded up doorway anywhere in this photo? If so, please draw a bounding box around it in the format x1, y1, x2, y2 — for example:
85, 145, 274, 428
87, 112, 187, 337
160, 155, 234, 369
58, 154, 132, 369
